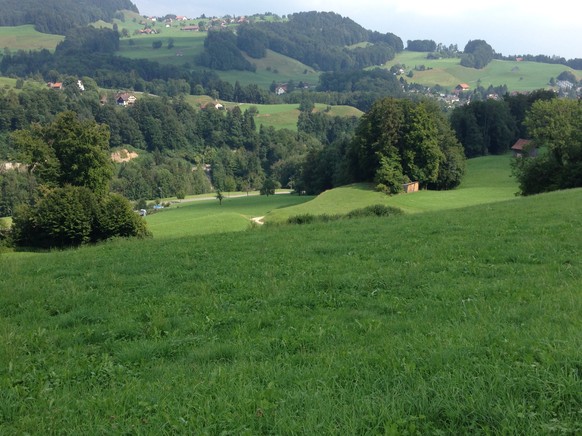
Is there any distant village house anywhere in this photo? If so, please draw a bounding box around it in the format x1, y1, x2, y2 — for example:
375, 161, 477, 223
115, 92, 137, 106
511, 139, 537, 157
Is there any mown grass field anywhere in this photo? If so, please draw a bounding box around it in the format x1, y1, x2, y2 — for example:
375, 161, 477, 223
0, 25, 64, 53
116, 32, 206, 67
145, 194, 313, 239
183, 97, 363, 131
267, 155, 517, 222
384, 51, 582, 91
1, 182, 581, 433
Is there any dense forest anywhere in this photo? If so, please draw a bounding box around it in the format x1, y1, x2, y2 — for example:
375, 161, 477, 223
198, 11, 403, 72
0, 0, 137, 34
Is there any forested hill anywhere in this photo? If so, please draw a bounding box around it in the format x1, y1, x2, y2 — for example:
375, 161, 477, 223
204, 11, 403, 72
0, 0, 138, 34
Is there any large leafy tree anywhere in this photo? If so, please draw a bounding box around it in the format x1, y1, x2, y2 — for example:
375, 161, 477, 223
10, 111, 148, 248
12, 111, 113, 195
461, 40, 494, 69
450, 100, 517, 157
350, 98, 465, 193
513, 99, 582, 195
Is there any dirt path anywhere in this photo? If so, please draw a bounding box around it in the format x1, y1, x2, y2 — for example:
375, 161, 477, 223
250, 216, 265, 225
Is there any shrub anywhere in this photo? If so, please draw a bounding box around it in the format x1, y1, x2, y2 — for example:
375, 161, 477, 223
0, 219, 12, 248
12, 187, 150, 249
96, 193, 151, 240
346, 204, 403, 218
286, 206, 401, 226
287, 214, 316, 225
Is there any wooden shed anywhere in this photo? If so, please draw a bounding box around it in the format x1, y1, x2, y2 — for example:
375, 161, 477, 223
402, 181, 419, 193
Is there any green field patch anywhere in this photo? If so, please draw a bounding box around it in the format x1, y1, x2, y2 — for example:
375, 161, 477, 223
0, 77, 17, 89
218, 49, 320, 89
1, 186, 581, 433
145, 194, 314, 238
116, 31, 206, 67
384, 51, 581, 91
267, 154, 517, 221
180, 98, 362, 131
0, 25, 64, 52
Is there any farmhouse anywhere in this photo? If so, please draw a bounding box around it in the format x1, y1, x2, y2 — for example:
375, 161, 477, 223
181, 25, 199, 31
47, 82, 63, 90
455, 83, 470, 92
115, 92, 137, 106
511, 138, 537, 157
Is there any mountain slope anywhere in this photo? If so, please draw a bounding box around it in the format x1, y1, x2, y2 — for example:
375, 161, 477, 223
0, 0, 138, 34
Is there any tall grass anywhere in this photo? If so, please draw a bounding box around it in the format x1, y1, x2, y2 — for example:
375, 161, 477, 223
1, 188, 581, 433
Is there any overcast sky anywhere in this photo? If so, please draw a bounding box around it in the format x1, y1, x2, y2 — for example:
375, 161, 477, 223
133, 0, 581, 59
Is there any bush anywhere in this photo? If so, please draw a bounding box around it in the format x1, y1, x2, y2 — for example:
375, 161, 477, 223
287, 214, 316, 225
286, 206, 402, 226
12, 187, 150, 249
0, 219, 12, 248
346, 204, 403, 218
96, 193, 151, 240
20, 186, 97, 248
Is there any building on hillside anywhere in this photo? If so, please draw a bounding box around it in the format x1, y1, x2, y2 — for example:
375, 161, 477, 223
511, 138, 537, 157
402, 181, 419, 193
47, 82, 63, 90
115, 92, 137, 106
181, 25, 199, 31
455, 83, 470, 93
275, 85, 287, 95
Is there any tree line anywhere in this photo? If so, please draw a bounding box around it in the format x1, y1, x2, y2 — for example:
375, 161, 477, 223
449, 90, 556, 158
228, 11, 403, 72
0, 0, 137, 34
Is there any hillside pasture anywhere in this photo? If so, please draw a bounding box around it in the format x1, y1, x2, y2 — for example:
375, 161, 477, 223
0, 25, 64, 52
116, 32, 206, 67
182, 97, 362, 131
145, 193, 314, 239
0, 77, 17, 89
384, 51, 581, 91
219, 49, 320, 89
267, 154, 517, 222
1, 187, 581, 433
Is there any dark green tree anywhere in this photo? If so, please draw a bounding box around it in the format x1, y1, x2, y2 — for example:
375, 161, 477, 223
461, 40, 494, 69
513, 99, 582, 195
11, 111, 113, 194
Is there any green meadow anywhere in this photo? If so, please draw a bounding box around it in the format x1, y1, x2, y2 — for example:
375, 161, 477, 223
219, 49, 320, 89
384, 51, 582, 91
267, 155, 517, 221
1, 154, 581, 433
145, 194, 313, 239
116, 31, 206, 67
183, 97, 363, 131
0, 25, 64, 53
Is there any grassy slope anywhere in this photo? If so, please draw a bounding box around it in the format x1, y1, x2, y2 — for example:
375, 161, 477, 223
267, 154, 516, 222
183, 96, 363, 131
1, 187, 581, 433
219, 49, 320, 89
0, 25, 64, 52
145, 194, 314, 239
384, 51, 582, 91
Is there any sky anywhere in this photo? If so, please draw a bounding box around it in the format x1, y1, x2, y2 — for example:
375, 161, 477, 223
133, 0, 581, 59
